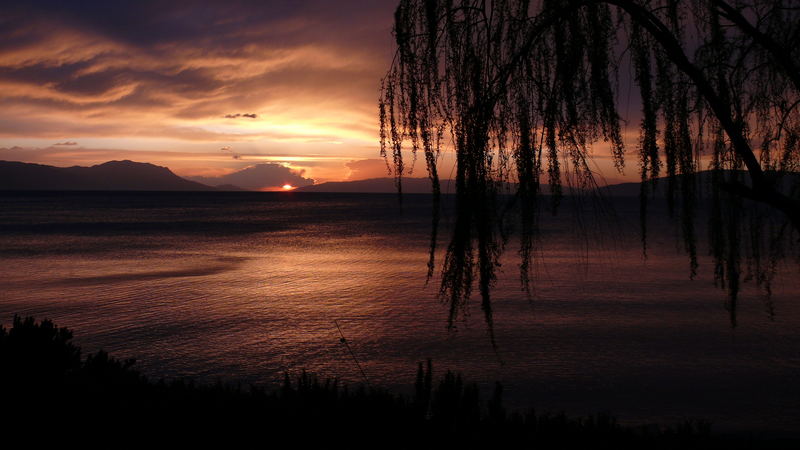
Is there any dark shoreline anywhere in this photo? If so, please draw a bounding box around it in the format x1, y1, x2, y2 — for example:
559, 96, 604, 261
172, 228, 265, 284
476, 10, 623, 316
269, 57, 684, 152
2, 315, 797, 448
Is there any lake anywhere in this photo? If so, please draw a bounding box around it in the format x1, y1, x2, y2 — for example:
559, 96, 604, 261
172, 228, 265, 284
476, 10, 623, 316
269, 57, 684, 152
1, 191, 798, 435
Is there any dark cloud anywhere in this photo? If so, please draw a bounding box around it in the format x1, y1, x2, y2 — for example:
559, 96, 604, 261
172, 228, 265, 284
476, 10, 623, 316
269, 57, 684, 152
220, 145, 241, 160
188, 163, 314, 190
223, 113, 258, 119
0, 1, 396, 112
54, 141, 78, 146
0, 1, 397, 69
2, 1, 397, 50
0, 61, 95, 87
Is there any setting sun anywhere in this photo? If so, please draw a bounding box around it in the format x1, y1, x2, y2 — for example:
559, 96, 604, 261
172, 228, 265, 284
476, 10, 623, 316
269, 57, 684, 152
282, 184, 293, 190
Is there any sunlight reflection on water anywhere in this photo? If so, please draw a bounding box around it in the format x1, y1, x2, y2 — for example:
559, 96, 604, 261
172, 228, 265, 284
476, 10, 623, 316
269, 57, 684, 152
0, 191, 798, 433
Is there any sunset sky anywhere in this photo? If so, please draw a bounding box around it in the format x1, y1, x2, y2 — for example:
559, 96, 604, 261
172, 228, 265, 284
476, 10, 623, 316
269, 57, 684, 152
0, 0, 408, 184
0, 0, 638, 187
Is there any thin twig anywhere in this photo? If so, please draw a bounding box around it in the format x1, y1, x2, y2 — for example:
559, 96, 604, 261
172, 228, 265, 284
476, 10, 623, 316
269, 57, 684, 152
334, 320, 370, 387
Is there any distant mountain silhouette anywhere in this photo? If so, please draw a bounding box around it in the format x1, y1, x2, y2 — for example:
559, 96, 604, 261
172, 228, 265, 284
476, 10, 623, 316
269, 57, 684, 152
296, 171, 800, 197
601, 170, 800, 198
0, 160, 214, 191
3, 161, 795, 196
188, 163, 314, 191
212, 184, 246, 191
295, 177, 604, 194
295, 177, 572, 194
295, 177, 451, 193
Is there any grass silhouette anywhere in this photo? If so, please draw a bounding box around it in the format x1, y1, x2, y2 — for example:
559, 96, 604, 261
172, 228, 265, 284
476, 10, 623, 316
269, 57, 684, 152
1, 315, 794, 448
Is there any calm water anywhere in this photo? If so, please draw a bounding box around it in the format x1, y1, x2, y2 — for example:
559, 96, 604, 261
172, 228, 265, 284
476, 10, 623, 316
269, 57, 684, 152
1, 191, 798, 434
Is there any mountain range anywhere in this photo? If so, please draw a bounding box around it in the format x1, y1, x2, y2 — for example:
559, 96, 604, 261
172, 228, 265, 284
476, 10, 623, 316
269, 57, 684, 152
187, 164, 314, 190
294, 177, 448, 193
0, 160, 213, 191
0, 160, 447, 193
2, 160, 796, 197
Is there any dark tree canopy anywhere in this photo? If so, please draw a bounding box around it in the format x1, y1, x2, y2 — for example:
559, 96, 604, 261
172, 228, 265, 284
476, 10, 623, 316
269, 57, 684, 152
380, 0, 800, 339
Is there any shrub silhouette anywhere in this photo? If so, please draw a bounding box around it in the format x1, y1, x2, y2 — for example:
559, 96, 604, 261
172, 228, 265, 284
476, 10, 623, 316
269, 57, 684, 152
1, 315, 81, 385
2, 316, 792, 448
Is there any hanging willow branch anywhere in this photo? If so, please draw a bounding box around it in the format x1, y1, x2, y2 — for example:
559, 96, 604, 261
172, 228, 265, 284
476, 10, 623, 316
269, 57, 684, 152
380, 0, 800, 336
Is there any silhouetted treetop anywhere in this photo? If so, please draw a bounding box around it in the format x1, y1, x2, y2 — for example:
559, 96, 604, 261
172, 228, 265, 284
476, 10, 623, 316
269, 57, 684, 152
380, 0, 800, 337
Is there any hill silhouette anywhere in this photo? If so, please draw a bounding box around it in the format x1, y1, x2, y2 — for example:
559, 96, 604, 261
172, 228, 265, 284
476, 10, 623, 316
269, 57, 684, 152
295, 177, 453, 193
188, 163, 314, 190
601, 170, 800, 198
2, 161, 795, 196
0, 160, 214, 191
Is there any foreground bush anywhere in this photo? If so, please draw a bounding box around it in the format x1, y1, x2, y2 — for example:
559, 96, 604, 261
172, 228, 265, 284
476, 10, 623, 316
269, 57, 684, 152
0, 316, 792, 448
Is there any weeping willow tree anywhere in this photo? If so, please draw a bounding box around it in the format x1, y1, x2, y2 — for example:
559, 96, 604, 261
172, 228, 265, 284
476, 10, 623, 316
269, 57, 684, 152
380, 0, 800, 340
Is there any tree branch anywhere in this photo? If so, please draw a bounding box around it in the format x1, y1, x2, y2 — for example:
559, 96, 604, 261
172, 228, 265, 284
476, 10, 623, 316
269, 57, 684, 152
713, 0, 800, 94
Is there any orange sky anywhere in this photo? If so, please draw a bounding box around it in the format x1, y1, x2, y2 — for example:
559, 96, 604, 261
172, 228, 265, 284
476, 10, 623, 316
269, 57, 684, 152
0, 0, 638, 187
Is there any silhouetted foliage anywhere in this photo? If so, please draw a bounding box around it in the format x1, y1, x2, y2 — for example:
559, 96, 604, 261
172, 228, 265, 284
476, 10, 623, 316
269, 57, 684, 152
380, 0, 800, 335
0, 315, 81, 386
6, 316, 790, 448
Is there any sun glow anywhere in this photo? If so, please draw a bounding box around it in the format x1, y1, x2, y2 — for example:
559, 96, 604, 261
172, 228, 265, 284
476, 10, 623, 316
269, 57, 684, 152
282, 184, 293, 190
